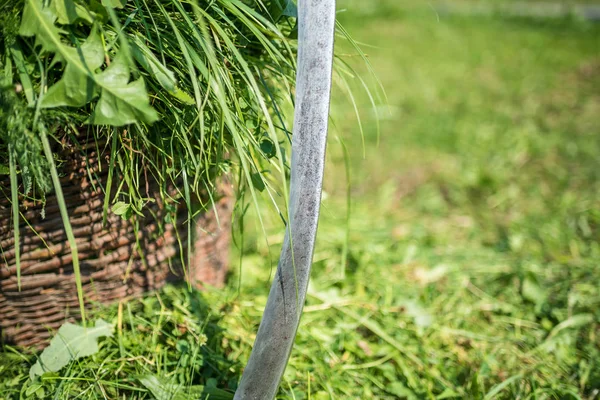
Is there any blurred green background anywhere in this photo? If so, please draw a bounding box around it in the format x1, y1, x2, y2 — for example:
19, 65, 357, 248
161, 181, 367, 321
275, 0, 600, 397
230, 1, 600, 398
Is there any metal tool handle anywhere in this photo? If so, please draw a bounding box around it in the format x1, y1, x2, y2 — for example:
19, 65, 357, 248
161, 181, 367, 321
233, 1, 336, 399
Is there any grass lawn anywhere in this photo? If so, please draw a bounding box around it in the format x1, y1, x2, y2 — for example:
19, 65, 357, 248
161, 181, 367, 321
1, 1, 599, 399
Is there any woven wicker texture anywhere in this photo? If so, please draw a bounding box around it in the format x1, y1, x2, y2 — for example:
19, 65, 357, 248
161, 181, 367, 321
0, 138, 232, 348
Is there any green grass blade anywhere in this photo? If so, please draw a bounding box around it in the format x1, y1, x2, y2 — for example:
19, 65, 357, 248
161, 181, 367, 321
40, 128, 86, 326
102, 128, 119, 226
336, 63, 365, 158
335, 20, 387, 106
182, 168, 192, 287
484, 374, 523, 400
8, 147, 21, 291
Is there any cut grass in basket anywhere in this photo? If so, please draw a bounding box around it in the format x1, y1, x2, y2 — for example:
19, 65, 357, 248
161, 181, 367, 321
0, 0, 376, 337
0, 0, 300, 322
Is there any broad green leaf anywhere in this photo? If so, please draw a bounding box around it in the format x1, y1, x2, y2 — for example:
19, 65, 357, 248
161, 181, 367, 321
19, 0, 158, 126
111, 200, 132, 219
111, 201, 130, 215
41, 28, 104, 107
88, 0, 109, 21
138, 375, 182, 400
51, 0, 94, 24
19, 0, 61, 51
29, 319, 113, 380
101, 0, 127, 8
25, 383, 45, 399
87, 52, 158, 125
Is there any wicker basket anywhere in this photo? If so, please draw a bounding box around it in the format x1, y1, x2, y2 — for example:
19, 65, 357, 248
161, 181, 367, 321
0, 137, 232, 348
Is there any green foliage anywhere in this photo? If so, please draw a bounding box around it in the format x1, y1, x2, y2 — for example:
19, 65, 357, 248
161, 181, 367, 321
0, 1, 24, 51
17, 0, 158, 125
0, 79, 50, 195
0, 286, 240, 399
29, 319, 113, 380
18, 0, 157, 124
1, 0, 300, 210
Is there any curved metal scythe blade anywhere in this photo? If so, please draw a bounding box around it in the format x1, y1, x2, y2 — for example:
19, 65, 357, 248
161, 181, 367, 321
233, 1, 336, 399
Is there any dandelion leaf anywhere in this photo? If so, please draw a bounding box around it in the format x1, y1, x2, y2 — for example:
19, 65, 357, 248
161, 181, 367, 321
19, 0, 158, 126
29, 319, 113, 380
87, 52, 158, 125
41, 28, 104, 108
19, 0, 61, 51
51, 0, 94, 25
101, 0, 127, 9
